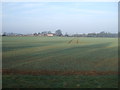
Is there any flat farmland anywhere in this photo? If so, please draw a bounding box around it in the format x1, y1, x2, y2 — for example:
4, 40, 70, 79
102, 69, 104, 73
2, 36, 118, 88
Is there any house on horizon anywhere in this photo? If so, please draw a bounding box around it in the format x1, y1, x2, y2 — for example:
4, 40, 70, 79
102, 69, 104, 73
47, 33, 54, 37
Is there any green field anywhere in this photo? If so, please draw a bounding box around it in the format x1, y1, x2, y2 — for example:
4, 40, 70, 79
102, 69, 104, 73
2, 36, 118, 88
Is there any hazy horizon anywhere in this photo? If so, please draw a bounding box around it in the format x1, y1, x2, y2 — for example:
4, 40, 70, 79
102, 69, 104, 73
2, 2, 118, 34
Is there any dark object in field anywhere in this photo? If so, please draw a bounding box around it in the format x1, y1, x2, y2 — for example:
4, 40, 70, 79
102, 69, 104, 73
68, 39, 74, 44
77, 39, 79, 44
68, 40, 72, 44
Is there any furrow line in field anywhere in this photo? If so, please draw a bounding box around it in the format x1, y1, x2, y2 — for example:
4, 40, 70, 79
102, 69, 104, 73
2, 69, 118, 75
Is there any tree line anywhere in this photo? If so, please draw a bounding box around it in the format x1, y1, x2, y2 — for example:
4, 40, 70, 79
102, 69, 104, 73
71, 31, 118, 37
2, 30, 118, 38
33, 29, 62, 36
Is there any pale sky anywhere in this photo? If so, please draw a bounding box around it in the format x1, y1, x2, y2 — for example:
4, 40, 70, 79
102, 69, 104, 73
2, 2, 118, 34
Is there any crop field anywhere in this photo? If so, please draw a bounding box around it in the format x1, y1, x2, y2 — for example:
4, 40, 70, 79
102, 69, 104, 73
2, 36, 118, 88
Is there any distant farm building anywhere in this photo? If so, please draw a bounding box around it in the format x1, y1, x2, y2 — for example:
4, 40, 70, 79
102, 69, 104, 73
47, 33, 54, 37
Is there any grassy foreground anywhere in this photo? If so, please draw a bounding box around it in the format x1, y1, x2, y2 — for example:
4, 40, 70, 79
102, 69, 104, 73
2, 36, 118, 88
3, 75, 118, 88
